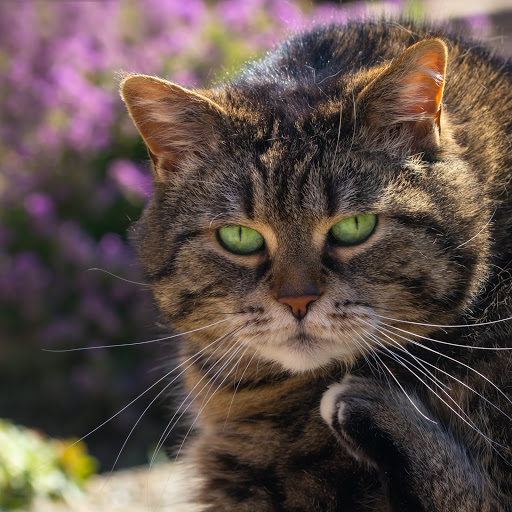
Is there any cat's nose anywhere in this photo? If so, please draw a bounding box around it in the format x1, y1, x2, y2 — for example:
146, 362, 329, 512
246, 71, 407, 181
277, 293, 321, 320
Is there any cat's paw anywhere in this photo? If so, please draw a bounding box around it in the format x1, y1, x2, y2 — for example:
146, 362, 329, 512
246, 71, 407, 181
320, 376, 382, 429
320, 375, 431, 470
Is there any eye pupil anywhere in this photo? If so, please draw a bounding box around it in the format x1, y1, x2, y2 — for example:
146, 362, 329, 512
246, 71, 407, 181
238, 226, 242, 241
354, 216, 359, 229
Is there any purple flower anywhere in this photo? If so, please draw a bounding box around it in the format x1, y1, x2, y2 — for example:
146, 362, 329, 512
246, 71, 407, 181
108, 159, 152, 199
24, 193, 55, 220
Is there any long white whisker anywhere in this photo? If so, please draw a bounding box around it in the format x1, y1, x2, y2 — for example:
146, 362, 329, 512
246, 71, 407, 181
48, 324, 238, 461
150, 328, 258, 467
149, 335, 244, 467
352, 329, 435, 422
359, 321, 451, 392
222, 348, 260, 434
86, 267, 151, 287
346, 327, 384, 377
109, 328, 239, 474
174, 342, 254, 462
455, 208, 496, 249
372, 313, 512, 333
371, 327, 512, 424
376, 322, 512, 409
364, 327, 503, 448
43, 316, 235, 352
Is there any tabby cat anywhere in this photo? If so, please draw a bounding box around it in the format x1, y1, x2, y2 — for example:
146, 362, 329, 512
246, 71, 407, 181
120, 19, 512, 511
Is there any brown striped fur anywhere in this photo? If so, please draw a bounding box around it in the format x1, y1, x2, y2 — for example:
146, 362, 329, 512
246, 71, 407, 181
121, 20, 512, 511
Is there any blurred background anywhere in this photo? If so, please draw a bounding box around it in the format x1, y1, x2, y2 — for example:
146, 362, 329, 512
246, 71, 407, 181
1, 0, 511, 503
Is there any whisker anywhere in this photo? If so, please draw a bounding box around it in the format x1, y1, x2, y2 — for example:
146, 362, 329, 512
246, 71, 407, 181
373, 312, 512, 332
346, 327, 383, 378
149, 336, 243, 467
455, 208, 496, 249
359, 322, 451, 392
42, 316, 235, 352
354, 329, 436, 423
86, 267, 151, 287
364, 327, 503, 448
108, 328, 239, 474
377, 321, 512, 351
374, 322, 512, 409
222, 347, 260, 434
150, 328, 258, 467
47, 325, 240, 462
372, 327, 512, 424
174, 343, 254, 462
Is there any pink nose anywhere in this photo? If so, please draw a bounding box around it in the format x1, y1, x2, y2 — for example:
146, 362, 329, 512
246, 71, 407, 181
277, 294, 320, 320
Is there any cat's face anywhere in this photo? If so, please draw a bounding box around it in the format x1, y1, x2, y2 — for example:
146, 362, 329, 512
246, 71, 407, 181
122, 39, 491, 374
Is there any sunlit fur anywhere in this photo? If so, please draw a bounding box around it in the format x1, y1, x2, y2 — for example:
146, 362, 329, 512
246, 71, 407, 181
122, 20, 512, 512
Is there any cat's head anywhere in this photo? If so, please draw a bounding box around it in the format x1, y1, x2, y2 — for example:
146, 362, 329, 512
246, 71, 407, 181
121, 37, 490, 374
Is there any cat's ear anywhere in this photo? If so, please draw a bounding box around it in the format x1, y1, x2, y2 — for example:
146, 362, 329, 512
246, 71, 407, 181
357, 38, 447, 151
120, 75, 226, 181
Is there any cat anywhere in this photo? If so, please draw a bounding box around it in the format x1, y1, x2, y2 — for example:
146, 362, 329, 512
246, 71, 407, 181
120, 19, 512, 511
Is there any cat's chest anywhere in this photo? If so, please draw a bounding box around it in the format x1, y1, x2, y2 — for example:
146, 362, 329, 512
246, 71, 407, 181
187, 379, 386, 510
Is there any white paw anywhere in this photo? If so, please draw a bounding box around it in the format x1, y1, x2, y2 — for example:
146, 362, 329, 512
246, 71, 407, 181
320, 383, 348, 426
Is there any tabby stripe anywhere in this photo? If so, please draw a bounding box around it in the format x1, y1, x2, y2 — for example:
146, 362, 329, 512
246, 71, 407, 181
146, 229, 201, 282
241, 175, 255, 219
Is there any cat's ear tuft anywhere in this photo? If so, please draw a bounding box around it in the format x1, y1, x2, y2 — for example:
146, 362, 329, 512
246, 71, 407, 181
120, 75, 226, 181
358, 38, 448, 151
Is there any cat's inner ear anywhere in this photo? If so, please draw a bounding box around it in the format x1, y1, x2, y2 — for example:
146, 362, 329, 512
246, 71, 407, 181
358, 38, 448, 150
120, 75, 225, 181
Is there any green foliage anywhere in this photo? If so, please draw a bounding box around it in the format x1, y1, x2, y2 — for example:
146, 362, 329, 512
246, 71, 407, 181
0, 420, 97, 510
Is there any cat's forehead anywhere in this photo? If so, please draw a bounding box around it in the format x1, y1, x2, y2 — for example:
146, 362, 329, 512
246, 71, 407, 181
208, 138, 395, 230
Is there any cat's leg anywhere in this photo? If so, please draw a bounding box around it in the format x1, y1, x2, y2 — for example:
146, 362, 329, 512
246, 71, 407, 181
320, 376, 499, 512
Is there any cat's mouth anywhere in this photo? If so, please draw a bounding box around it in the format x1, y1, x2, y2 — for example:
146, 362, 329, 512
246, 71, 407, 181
288, 330, 317, 347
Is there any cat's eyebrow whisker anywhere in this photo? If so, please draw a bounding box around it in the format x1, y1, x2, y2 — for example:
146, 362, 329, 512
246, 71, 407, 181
86, 267, 152, 287
371, 321, 512, 411
455, 208, 496, 249
341, 90, 357, 173
330, 93, 343, 174
372, 312, 512, 333
42, 316, 236, 352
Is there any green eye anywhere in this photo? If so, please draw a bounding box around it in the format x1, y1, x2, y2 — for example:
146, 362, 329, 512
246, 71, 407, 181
330, 214, 378, 246
217, 225, 265, 255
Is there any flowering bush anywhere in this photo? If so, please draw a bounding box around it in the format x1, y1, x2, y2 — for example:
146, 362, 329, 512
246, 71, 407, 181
1, 0, 370, 470
0, 0, 494, 472
0, 419, 96, 510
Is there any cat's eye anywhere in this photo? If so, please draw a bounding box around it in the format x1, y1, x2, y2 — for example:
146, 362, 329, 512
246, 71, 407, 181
329, 214, 378, 246
217, 225, 265, 255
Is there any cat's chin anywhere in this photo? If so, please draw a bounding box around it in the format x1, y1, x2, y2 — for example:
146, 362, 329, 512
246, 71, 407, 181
258, 333, 357, 374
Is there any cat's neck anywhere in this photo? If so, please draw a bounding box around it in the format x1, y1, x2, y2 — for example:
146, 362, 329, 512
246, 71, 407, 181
180, 344, 333, 426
